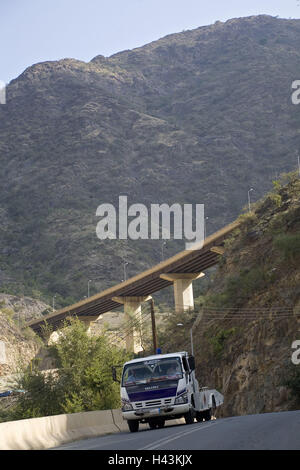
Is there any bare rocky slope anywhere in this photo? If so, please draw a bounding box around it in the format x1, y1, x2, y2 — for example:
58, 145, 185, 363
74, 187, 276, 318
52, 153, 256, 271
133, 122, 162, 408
194, 175, 300, 416
159, 174, 300, 416
0, 15, 300, 307
0, 295, 48, 383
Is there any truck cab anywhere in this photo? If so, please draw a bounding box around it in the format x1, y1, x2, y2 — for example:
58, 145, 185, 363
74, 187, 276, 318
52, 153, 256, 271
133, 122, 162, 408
118, 351, 223, 432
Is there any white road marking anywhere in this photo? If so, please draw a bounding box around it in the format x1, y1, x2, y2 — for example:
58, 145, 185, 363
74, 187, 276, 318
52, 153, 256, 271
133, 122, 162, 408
139, 422, 217, 450
56, 434, 142, 450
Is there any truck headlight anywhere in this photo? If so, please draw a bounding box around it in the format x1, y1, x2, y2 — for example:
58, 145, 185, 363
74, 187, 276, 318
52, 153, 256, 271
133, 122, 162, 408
175, 392, 188, 404
121, 399, 133, 411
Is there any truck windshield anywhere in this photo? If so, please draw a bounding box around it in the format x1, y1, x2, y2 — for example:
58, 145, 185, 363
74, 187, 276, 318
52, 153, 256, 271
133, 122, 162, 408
122, 357, 183, 386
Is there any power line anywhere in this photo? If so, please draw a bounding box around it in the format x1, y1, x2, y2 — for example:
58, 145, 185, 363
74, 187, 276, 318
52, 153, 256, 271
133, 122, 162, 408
111, 311, 152, 348
107, 308, 152, 347
107, 308, 150, 344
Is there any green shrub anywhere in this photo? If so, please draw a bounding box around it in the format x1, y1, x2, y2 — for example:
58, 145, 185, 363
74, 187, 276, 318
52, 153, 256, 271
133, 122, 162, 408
237, 212, 257, 230
281, 364, 300, 406
269, 193, 282, 208
213, 267, 266, 307
0, 318, 131, 422
273, 233, 300, 262
1, 307, 15, 325
209, 327, 237, 357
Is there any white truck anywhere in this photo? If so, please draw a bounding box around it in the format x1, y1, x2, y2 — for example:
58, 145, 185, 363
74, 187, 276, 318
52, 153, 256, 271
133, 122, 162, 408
114, 351, 224, 432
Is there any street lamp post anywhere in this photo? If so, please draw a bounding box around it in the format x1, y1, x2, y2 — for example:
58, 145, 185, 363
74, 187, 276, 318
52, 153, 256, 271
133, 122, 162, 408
88, 279, 92, 297
177, 311, 204, 356
123, 262, 128, 281
204, 216, 209, 239
177, 322, 194, 355
248, 188, 254, 212
52, 294, 57, 312
161, 240, 167, 261
190, 328, 194, 355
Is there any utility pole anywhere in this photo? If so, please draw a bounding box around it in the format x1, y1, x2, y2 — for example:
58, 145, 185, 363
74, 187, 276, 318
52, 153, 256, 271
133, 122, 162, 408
150, 298, 158, 354
298, 153, 300, 177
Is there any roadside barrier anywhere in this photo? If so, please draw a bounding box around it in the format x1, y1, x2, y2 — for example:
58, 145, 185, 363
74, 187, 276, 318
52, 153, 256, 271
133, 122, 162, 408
0, 409, 119, 450
0, 409, 185, 450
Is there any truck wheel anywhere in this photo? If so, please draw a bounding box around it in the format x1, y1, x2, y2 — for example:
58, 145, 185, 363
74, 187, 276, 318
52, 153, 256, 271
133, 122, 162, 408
204, 409, 211, 421
157, 418, 165, 428
149, 418, 165, 429
211, 396, 216, 418
184, 410, 195, 425
128, 420, 139, 432
196, 411, 204, 422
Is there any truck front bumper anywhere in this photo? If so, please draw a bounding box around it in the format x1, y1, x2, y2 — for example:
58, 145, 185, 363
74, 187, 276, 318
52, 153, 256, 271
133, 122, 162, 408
122, 403, 190, 421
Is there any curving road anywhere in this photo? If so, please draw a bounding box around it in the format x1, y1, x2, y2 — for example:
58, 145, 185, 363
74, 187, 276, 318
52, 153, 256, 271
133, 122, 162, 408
53, 410, 300, 450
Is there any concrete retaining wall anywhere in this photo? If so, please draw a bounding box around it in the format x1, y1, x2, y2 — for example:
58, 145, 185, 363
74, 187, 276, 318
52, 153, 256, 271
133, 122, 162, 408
0, 409, 185, 450
0, 409, 119, 450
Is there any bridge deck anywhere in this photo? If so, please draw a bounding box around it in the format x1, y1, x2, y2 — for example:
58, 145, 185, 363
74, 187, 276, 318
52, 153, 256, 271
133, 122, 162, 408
26, 220, 239, 333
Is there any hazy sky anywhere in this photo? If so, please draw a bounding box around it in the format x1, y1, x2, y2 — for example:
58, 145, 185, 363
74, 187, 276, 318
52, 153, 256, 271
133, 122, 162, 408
1, 0, 300, 84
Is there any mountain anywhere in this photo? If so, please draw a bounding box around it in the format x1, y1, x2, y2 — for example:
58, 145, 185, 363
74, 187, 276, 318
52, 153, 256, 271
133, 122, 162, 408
158, 173, 300, 415
0, 294, 45, 380
194, 173, 300, 415
0, 15, 300, 305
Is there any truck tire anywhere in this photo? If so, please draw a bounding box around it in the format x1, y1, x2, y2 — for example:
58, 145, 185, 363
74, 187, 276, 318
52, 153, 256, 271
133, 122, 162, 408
128, 419, 139, 432
157, 418, 165, 428
196, 411, 204, 422
149, 418, 165, 429
203, 409, 211, 421
184, 409, 195, 425
211, 396, 216, 418
149, 419, 157, 429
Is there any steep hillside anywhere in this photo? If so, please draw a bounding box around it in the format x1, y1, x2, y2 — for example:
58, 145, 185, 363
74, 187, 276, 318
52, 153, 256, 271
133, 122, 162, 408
0, 293, 49, 323
0, 294, 47, 383
159, 172, 300, 416
1, 15, 300, 306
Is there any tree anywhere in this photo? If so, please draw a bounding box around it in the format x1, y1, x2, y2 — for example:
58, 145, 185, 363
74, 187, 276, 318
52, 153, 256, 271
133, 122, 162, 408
3, 318, 131, 421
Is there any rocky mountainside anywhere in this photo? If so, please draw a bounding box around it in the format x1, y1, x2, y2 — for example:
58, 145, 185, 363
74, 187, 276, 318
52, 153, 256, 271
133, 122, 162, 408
0, 294, 47, 384
0, 293, 49, 323
1, 15, 300, 306
159, 173, 300, 416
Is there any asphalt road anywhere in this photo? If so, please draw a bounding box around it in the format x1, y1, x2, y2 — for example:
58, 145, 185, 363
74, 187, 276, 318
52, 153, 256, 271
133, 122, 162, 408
53, 410, 300, 450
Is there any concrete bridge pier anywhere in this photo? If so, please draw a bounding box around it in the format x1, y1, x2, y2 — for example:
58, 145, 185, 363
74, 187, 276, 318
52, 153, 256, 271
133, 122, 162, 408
78, 316, 98, 334
160, 273, 205, 313
112, 295, 152, 353
48, 315, 102, 343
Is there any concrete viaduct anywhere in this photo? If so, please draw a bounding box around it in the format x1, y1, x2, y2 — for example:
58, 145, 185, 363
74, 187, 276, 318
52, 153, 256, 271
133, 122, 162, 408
26, 220, 239, 350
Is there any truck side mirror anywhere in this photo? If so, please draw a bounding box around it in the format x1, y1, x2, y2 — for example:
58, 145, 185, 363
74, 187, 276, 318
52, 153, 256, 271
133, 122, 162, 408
182, 357, 189, 372
112, 366, 120, 383
188, 355, 195, 371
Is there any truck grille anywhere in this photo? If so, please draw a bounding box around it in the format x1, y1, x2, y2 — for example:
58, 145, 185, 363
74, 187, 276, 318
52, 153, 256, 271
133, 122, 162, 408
145, 400, 161, 407
134, 398, 173, 409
